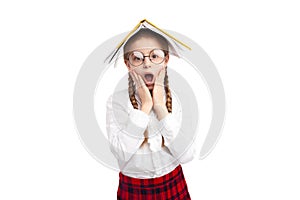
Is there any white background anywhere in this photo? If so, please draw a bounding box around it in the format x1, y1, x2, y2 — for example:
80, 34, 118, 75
1, 0, 299, 199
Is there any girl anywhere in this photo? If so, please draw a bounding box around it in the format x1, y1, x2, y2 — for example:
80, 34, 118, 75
106, 28, 196, 199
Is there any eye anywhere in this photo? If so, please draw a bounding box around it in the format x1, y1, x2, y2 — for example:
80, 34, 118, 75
133, 56, 142, 61
151, 54, 158, 59
151, 49, 164, 57
130, 52, 144, 61
150, 49, 165, 61
129, 51, 145, 66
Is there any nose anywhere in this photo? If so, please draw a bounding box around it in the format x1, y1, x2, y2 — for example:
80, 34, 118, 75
143, 57, 151, 68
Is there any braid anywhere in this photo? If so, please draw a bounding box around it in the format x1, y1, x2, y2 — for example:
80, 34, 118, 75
164, 68, 172, 113
128, 73, 139, 109
161, 68, 172, 147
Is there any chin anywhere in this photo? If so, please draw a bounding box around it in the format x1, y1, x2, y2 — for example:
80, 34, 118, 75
147, 85, 154, 90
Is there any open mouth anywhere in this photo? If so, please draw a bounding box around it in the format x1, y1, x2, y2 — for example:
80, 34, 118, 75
144, 73, 154, 84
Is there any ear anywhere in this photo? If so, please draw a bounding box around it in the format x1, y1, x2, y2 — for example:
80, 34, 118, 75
164, 54, 170, 64
124, 59, 131, 71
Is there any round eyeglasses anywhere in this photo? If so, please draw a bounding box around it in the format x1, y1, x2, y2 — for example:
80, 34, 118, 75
127, 49, 167, 67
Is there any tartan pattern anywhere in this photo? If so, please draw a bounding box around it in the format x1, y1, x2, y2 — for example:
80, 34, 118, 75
117, 165, 191, 200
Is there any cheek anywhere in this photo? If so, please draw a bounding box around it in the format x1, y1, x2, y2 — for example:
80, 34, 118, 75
132, 65, 165, 78
132, 68, 143, 75
152, 66, 164, 79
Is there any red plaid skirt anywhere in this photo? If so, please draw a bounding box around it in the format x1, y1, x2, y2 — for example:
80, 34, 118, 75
117, 164, 191, 200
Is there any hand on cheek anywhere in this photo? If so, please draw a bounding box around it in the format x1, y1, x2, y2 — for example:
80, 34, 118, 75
152, 68, 168, 120
130, 71, 153, 114
130, 68, 168, 119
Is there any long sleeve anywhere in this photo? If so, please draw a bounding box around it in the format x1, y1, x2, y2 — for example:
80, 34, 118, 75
106, 94, 149, 166
159, 97, 196, 164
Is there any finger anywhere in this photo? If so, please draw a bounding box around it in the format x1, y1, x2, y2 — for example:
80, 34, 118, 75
132, 73, 145, 90
137, 74, 146, 87
129, 71, 138, 86
155, 69, 165, 87
131, 73, 144, 89
160, 67, 165, 74
159, 68, 165, 80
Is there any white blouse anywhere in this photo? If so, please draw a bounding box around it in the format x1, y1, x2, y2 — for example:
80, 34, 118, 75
106, 89, 196, 178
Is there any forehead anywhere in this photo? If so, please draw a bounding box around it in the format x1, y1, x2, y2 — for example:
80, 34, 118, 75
125, 36, 167, 53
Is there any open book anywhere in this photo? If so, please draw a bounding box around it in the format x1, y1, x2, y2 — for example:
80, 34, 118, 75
104, 19, 192, 67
